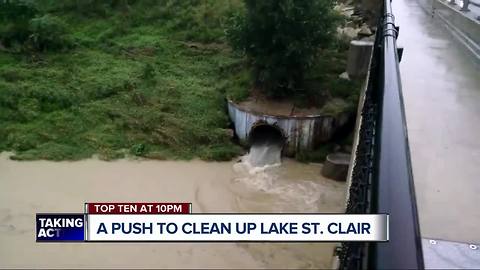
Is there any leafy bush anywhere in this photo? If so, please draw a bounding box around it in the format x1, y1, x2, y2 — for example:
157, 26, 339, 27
130, 143, 146, 156
0, 1, 71, 52
227, 0, 339, 97
27, 14, 71, 51
141, 63, 155, 80
0, 0, 37, 48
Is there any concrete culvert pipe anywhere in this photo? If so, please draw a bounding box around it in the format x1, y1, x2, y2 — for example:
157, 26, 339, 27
321, 153, 351, 181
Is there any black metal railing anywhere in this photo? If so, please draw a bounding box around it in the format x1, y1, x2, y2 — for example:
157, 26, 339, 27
339, 0, 424, 269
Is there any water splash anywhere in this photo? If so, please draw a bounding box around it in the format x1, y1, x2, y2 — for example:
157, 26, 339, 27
247, 124, 284, 167
246, 143, 282, 168
230, 135, 344, 213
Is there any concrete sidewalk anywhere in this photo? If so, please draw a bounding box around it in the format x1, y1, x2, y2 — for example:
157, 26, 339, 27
394, 0, 480, 245
418, 0, 480, 61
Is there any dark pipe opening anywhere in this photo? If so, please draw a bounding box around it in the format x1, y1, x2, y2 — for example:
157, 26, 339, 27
248, 124, 285, 148
248, 124, 286, 166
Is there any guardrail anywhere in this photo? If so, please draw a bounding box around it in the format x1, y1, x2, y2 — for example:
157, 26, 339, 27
339, 0, 424, 269
448, 0, 473, 12
448, 0, 480, 13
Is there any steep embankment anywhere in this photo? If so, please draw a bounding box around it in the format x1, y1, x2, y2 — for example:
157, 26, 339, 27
0, 1, 245, 161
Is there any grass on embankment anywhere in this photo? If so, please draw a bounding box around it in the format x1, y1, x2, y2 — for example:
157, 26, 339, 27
0, 1, 360, 162
0, 1, 245, 161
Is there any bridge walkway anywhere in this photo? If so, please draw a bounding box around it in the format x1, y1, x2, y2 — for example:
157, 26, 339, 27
394, 0, 480, 266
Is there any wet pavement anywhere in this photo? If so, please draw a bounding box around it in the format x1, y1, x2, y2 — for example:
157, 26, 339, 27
394, 0, 480, 244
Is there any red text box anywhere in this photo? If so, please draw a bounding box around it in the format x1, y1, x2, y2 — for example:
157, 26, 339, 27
86, 203, 191, 214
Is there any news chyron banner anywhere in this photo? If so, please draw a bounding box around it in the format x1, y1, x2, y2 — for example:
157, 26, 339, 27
36, 203, 389, 242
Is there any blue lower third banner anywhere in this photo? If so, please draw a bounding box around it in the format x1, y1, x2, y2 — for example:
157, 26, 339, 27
36, 214, 85, 242
35, 213, 389, 242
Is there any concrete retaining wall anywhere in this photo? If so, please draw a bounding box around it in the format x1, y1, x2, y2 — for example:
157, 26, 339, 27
227, 100, 348, 156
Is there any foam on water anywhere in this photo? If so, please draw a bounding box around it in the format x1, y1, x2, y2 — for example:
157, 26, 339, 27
247, 143, 282, 168
230, 139, 344, 213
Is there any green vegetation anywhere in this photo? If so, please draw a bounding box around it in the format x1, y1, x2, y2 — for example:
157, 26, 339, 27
225, 1, 360, 114
225, 40, 362, 116
308, 45, 362, 114
0, 0, 245, 161
0, 1, 37, 49
0, 0, 360, 162
226, 0, 340, 98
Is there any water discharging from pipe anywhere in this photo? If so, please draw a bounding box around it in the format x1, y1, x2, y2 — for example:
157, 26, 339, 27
229, 125, 344, 213
246, 125, 284, 167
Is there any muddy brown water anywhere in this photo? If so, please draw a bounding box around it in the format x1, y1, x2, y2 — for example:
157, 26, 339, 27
0, 152, 346, 269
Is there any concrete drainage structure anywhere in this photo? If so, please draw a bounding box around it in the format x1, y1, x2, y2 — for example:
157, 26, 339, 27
227, 100, 349, 156
321, 153, 351, 181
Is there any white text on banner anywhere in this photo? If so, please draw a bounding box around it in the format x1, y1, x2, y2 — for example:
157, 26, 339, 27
86, 214, 388, 242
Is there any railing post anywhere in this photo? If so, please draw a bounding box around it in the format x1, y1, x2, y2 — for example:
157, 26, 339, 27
460, 0, 470, 11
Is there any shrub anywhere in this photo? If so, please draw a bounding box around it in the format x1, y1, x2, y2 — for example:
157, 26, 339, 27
27, 14, 71, 51
0, 0, 37, 48
227, 0, 339, 98
0, 2, 71, 52
141, 63, 155, 80
130, 143, 146, 156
